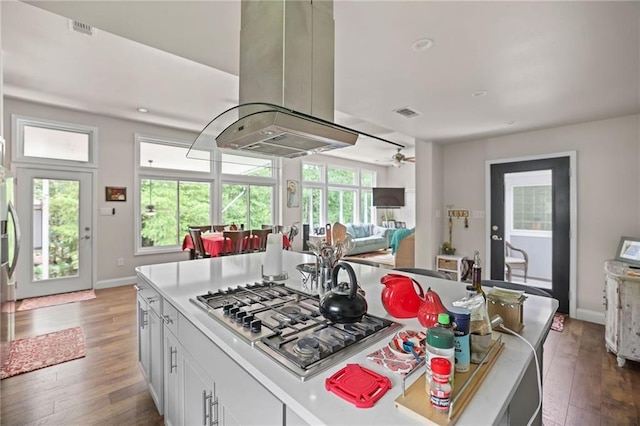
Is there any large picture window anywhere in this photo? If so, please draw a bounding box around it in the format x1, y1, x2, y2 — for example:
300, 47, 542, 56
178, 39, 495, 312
302, 162, 376, 228
221, 183, 274, 229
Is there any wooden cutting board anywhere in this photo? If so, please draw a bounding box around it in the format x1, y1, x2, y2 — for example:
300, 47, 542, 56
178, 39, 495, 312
394, 340, 504, 425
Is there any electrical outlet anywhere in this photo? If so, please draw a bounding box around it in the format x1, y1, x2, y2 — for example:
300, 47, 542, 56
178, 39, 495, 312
117, 258, 124, 267
472, 210, 485, 219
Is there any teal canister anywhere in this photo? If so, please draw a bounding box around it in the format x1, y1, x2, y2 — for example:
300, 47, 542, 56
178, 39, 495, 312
424, 326, 455, 391
448, 306, 471, 373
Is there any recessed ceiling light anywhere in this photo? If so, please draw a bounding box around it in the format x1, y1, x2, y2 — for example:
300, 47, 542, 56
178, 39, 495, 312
505, 121, 517, 126
137, 107, 149, 113
411, 38, 434, 52
472, 90, 488, 97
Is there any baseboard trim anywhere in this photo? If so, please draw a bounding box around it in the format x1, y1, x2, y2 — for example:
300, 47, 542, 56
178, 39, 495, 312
575, 308, 605, 325
96, 276, 137, 289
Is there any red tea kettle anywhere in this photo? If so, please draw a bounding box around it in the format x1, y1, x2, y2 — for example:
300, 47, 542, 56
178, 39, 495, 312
380, 274, 425, 318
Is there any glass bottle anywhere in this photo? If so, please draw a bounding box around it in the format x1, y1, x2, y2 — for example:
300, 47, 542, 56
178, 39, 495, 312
472, 251, 485, 300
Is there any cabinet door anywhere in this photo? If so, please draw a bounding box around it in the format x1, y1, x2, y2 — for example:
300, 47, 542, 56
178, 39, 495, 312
164, 331, 181, 426
617, 279, 640, 360
604, 275, 619, 352
182, 352, 215, 426
137, 294, 150, 378
148, 309, 164, 413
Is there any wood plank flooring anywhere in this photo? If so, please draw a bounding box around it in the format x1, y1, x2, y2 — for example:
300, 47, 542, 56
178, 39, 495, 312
1, 285, 639, 425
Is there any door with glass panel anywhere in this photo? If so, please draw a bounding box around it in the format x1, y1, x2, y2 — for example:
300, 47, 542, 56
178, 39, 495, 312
16, 169, 93, 299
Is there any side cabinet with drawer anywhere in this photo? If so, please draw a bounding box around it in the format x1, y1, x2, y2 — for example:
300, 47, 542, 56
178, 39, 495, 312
436, 254, 467, 281
135, 280, 163, 413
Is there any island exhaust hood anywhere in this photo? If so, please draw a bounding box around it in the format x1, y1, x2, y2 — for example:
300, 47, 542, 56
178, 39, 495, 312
188, 1, 401, 160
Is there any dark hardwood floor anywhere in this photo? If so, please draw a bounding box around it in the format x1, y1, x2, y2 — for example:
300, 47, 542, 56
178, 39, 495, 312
1, 286, 638, 425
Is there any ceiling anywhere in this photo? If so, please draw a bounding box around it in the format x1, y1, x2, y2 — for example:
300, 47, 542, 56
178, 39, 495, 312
3, 1, 639, 166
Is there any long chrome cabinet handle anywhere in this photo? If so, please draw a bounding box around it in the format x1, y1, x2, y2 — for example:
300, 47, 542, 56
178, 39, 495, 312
211, 395, 219, 426
203, 390, 212, 426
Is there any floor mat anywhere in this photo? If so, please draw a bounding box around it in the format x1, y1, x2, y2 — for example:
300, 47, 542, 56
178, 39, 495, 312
17, 289, 96, 311
551, 313, 566, 332
1, 327, 86, 379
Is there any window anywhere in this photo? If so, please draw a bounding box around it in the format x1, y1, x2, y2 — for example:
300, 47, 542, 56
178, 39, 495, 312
13, 115, 98, 167
513, 186, 552, 231
221, 183, 273, 229
302, 162, 376, 228
221, 153, 273, 177
136, 135, 214, 253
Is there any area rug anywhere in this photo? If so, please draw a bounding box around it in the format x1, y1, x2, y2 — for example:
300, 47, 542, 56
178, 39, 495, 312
1, 327, 86, 379
346, 250, 395, 267
17, 289, 96, 311
551, 313, 566, 332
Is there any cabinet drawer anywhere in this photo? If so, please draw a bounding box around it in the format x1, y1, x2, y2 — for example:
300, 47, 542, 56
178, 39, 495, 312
162, 300, 179, 336
438, 258, 458, 270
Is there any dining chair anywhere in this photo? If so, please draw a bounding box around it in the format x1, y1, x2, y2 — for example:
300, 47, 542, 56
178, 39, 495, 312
221, 230, 251, 255
481, 279, 552, 298
505, 241, 529, 282
212, 225, 226, 232
251, 229, 273, 252
393, 267, 453, 280
263, 224, 283, 233
188, 228, 211, 259
190, 225, 212, 233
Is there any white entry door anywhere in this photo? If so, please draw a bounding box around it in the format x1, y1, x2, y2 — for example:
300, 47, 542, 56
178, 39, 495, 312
16, 168, 93, 299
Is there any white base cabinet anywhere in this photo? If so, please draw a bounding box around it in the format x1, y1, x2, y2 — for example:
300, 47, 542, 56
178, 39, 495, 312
604, 261, 640, 367
136, 283, 163, 413
139, 275, 284, 426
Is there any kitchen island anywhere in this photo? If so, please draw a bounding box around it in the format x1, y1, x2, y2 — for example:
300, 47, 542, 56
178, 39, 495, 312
136, 251, 558, 425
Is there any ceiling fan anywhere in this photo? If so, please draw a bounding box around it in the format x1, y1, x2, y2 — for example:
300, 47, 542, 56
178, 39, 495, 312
390, 148, 415, 167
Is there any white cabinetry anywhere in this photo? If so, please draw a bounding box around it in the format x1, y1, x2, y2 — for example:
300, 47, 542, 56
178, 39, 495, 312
436, 254, 467, 281
604, 261, 640, 367
143, 276, 284, 426
136, 283, 163, 413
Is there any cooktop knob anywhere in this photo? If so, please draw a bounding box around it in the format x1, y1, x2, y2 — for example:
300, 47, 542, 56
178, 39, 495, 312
222, 304, 234, 315
242, 315, 255, 328
229, 307, 240, 318
235, 311, 247, 323
250, 319, 262, 333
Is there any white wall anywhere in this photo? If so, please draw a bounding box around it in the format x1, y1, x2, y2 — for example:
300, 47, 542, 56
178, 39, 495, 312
435, 114, 640, 320
4, 98, 199, 285
385, 164, 415, 228
3, 98, 396, 282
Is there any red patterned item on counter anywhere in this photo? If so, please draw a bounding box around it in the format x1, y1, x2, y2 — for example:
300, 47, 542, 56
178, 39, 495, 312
325, 364, 391, 408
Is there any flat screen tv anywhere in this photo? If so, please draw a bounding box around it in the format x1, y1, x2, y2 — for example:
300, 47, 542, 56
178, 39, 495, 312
372, 187, 405, 208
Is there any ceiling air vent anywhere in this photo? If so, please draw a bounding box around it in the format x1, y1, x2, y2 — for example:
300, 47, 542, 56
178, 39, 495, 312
69, 19, 94, 36
393, 107, 421, 118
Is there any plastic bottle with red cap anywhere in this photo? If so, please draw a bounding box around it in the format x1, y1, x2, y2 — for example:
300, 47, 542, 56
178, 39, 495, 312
429, 357, 452, 412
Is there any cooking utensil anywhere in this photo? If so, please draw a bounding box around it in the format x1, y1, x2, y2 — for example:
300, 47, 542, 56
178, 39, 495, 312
319, 262, 368, 323
402, 341, 423, 363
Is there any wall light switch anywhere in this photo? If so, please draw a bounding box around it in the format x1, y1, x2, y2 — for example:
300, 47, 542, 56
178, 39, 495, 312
100, 207, 114, 216
472, 210, 485, 219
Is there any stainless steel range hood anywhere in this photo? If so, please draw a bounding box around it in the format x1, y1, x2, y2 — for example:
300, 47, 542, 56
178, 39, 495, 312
188, 0, 401, 160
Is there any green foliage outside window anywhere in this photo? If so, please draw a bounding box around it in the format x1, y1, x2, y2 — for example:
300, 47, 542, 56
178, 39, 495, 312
328, 189, 355, 224
34, 179, 80, 280
328, 168, 356, 185
141, 180, 210, 247
302, 164, 323, 182
303, 187, 322, 229
222, 184, 273, 229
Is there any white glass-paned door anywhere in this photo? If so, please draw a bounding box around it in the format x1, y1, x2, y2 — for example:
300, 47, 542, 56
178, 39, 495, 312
16, 169, 92, 299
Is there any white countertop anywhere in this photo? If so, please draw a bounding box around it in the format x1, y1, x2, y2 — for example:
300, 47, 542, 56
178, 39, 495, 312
136, 251, 558, 425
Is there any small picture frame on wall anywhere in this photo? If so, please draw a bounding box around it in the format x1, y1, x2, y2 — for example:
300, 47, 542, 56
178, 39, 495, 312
106, 186, 127, 202
387, 220, 396, 229
396, 221, 406, 229
615, 236, 640, 267
382, 221, 388, 228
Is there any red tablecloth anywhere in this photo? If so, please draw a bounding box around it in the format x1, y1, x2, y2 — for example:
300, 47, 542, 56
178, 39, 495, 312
182, 232, 291, 258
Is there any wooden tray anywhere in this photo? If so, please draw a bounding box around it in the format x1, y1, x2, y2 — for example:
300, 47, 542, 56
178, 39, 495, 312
394, 338, 504, 425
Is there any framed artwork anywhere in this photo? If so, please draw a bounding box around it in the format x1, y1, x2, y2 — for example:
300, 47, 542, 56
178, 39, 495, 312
286, 180, 299, 208
105, 186, 126, 202
387, 220, 396, 229
615, 236, 640, 267
382, 221, 388, 228
396, 221, 406, 229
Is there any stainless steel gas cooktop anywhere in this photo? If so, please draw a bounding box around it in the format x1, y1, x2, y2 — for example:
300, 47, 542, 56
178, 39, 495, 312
191, 281, 401, 381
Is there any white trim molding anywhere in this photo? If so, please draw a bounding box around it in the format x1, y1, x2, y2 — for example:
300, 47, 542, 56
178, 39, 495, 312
96, 276, 137, 290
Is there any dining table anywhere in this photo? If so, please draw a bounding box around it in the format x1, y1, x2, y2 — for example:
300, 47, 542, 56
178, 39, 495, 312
182, 231, 291, 259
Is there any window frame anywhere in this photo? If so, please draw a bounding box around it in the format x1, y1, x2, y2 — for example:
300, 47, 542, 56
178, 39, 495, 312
12, 115, 98, 168
134, 134, 216, 255
301, 161, 376, 228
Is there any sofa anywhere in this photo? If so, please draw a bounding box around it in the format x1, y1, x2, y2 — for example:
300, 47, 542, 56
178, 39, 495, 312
341, 223, 394, 255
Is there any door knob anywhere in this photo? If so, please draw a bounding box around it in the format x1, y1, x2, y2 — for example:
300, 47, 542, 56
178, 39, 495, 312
82, 235, 91, 240
491, 235, 503, 241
